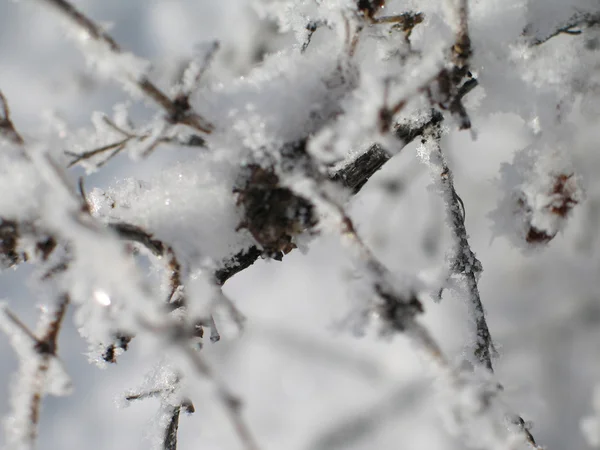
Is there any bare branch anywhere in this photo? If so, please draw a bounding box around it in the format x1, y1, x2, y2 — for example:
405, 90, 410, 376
525, 12, 600, 46
180, 345, 261, 450
0, 295, 71, 448
0, 90, 25, 146
33, 0, 214, 134
420, 122, 544, 450
65, 127, 207, 169
423, 123, 495, 371
163, 406, 181, 450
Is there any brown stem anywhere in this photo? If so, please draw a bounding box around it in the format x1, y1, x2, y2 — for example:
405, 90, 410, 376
35, 0, 213, 133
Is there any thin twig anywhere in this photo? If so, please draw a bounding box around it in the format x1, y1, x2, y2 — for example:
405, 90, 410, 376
66, 139, 132, 168
0, 90, 25, 146
163, 405, 181, 450
107, 222, 182, 304
525, 12, 600, 46
65, 127, 207, 169
0, 296, 71, 447
421, 123, 544, 450
301, 21, 321, 53
180, 345, 261, 450
33, 0, 213, 133
424, 124, 495, 371
213, 112, 448, 285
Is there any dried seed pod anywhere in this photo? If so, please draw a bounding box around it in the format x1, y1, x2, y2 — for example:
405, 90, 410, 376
490, 146, 583, 249
519, 172, 580, 244
234, 164, 318, 259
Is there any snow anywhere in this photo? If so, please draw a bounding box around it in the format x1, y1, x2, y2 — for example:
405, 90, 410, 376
1, 0, 600, 449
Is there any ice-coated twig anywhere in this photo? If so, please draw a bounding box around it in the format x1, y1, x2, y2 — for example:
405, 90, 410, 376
421, 123, 495, 370
65, 116, 207, 169
177, 40, 220, 100
136, 316, 261, 450
108, 222, 182, 304
451, 0, 472, 69
301, 21, 323, 53
0, 295, 71, 450
0, 90, 25, 147
30, 0, 213, 133
332, 110, 445, 193
418, 124, 544, 450
180, 344, 260, 450
163, 405, 181, 450
66, 138, 131, 168
124, 378, 195, 450
213, 111, 450, 286
524, 12, 600, 46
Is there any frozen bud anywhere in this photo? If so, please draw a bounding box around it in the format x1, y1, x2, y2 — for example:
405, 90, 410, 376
490, 144, 583, 250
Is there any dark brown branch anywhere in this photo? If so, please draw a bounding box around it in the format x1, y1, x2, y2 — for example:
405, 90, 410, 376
525, 12, 600, 46
163, 406, 181, 450
29, 295, 70, 439
214, 245, 263, 286
332, 110, 444, 194
422, 121, 544, 449
213, 110, 447, 285
36, 0, 213, 133
1, 295, 70, 446
0, 219, 22, 268
301, 21, 322, 53
180, 345, 260, 450
66, 129, 207, 169
424, 124, 495, 371
66, 139, 130, 168
108, 222, 166, 257
0, 90, 25, 146
108, 222, 183, 302
37, 294, 70, 354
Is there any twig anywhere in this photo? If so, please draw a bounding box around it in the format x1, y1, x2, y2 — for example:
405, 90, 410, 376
525, 12, 600, 46
29, 295, 70, 435
0, 90, 25, 146
421, 122, 544, 450
163, 406, 181, 450
332, 110, 444, 193
180, 345, 261, 450
32, 0, 213, 133
66, 139, 131, 168
213, 111, 448, 285
301, 21, 321, 53
423, 123, 495, 371
452, 0, 472, 69
107, 222, 183, 304
177, 40, 220, 99
65, 127, 207, 169
0, 295, 71, 448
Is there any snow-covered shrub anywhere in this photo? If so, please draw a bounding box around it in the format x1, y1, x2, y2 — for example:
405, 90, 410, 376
0, 0, 599, 449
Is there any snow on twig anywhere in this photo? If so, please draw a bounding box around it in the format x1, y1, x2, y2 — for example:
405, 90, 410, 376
33, 0, 214, 133
0, 296, 71, 450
